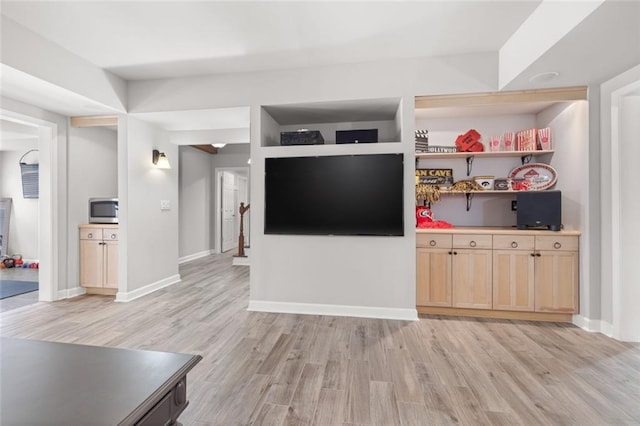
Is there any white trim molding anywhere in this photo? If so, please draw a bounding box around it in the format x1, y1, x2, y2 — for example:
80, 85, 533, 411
115, 274, 181, 302
56, 286, 87, 300
572, 315, 612, 336
179, 250, 213, 264
248, 300, 418, 321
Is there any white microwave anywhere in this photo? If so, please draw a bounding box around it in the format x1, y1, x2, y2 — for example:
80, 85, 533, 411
89, 198, 119, 224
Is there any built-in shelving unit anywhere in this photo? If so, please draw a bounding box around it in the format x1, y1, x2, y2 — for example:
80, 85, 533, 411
414, 86, 588, 226
414, 87, 589, 322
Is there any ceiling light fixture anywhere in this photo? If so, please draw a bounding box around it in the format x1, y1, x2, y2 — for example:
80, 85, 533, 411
152, 149, 171, 169
212, 143, 226, 149
529, 71, 560, 84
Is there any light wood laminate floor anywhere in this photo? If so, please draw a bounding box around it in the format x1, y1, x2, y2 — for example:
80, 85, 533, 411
1, 253, 639, 425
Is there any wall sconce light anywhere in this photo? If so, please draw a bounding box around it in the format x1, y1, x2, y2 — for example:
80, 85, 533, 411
152, 149, 171, 169
211, 143, 226, 149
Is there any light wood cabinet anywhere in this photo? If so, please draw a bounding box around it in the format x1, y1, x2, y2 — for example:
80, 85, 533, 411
416, 229, 580, 322
493, 235, 536, 311
451, 235, 492, 309
416, 247, 452, 306
79, 225, 118, 294
416, 234, 492, 309
416, 234, 452, 306
534, 246, 579, 313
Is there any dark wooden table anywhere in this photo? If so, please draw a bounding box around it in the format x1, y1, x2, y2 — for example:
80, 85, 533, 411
0, 337, 202, 425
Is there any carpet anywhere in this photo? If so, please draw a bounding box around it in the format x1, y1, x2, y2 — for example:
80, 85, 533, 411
0, 280, 39, 299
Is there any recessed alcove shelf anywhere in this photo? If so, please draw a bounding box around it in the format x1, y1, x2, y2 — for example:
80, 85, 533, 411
260, 97, 403, 148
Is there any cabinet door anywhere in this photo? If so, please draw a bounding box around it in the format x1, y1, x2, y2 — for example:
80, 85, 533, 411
452, 249, 492, 309
534, 250, 579, 313
104, 240, 118, 289
416, 248, 452, 306
493, 250, 535, 311
80, 239, 104, 287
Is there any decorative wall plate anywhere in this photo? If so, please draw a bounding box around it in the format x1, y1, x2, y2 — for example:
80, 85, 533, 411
508, 163, 557, 190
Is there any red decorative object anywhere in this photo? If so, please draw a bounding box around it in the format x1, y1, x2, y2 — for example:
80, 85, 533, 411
455, 129, 484, 152
415, 206, 453, 229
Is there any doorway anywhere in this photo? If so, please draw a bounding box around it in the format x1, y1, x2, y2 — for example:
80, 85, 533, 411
215, 167, 250, 254
0, 109, 58, 305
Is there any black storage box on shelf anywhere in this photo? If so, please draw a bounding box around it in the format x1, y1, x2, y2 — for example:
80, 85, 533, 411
280, 130, 324, 146
336, 129, 378, 144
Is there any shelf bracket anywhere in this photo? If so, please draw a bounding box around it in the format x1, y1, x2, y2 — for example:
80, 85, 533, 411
466, 156, 474, 176
521, 154, 533, 165
465, 193, 473, 211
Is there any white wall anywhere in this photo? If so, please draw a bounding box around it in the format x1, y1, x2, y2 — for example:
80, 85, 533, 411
67, 126, 118, 289
619, 95, 640, 341
0, 148, 39, 259
127, 54, 496, 319
178, 146, 212, 260
117, 116, 179, 300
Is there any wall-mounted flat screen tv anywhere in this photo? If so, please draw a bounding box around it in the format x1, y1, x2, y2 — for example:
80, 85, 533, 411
265, 153, 404, 236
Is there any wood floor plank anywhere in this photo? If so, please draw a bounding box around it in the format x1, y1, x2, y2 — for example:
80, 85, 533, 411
344, 359, 371, 424
265, 349, 306, 406
370, 381, 402, 426
284, 363, 325, 425
312, 389, 346, 426
386, 349, 424, 404
2, 252, 639, 426
251, 403, 289, 426
397, 402, 431, 426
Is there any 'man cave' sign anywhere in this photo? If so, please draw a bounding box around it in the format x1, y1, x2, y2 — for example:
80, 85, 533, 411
416, 169, 453, 185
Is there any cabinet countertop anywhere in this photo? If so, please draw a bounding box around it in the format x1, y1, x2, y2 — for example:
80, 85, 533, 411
416, 227, 580, 236
79, 223, 119, 229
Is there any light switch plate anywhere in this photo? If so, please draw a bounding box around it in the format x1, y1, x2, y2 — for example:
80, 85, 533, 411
160, 200, 171, 210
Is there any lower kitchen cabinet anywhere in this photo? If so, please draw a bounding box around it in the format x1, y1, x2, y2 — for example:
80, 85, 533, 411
79, 225, 118, 295
451, 234, 493, 309
416, 229, 580, 322
534, 249, 579, 313
492, 235, 536, 312
416, 234, 452, 306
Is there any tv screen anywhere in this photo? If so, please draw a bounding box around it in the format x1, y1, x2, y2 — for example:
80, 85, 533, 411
265, 153, 404, 236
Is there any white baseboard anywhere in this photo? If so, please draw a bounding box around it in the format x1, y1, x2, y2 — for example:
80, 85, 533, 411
232, 256, 250, 266
248, 300, 418, 321
179, 250, 213, 264
572, 315, 615, 337
56, 286, 86, 300
115, 274, 181, 302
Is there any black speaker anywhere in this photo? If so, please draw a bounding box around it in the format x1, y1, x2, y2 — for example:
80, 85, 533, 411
516, 190, 562, 231
336, 129, 378, 144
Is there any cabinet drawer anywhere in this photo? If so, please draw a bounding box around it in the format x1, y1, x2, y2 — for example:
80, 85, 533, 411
416, 234, 452, 249
102, 229, 119, 241
535, 235, 578, 251
493, 235, 535, 250
453, 234, 492, 249
79, 228, 102, 240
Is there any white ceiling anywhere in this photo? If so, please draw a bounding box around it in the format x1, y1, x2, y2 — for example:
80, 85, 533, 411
1, 1, 638, 139
1, 1, 541, 80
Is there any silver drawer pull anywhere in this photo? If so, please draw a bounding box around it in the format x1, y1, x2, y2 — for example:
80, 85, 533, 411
111, 234, 116, 239
469, 241, 477, 247
554, 242, 562, 249
429, 240, 436, 247
511, 241, 518, 248
87, 233, 93, 238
